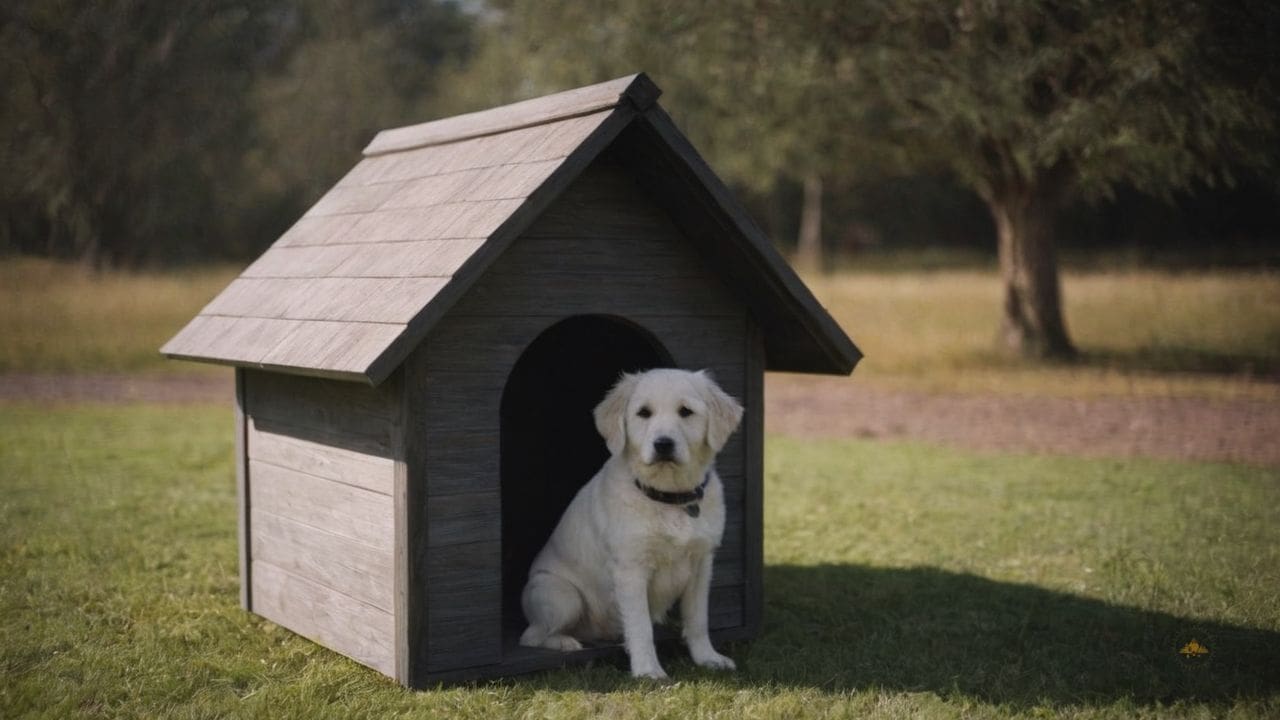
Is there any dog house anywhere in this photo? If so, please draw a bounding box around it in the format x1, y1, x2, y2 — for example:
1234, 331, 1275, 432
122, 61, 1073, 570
162, 74, 860, 687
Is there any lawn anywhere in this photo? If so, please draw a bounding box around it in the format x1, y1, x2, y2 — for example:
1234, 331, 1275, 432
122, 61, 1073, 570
3, 257, 1277, 399
2, 405, 1277, 718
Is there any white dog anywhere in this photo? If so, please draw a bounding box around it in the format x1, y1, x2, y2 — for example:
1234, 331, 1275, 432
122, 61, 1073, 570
519, 368, 744, 679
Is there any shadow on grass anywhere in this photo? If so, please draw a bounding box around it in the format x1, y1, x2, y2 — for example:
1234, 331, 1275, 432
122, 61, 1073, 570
739, 565, 1280, 707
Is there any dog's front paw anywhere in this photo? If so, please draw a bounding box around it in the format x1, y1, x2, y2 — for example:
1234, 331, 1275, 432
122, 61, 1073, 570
692, 650, 736, 671
630, 662, 670, 681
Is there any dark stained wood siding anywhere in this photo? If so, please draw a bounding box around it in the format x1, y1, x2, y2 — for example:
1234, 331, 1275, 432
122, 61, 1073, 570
241, 369, 399, 677
410, 158, 751, 678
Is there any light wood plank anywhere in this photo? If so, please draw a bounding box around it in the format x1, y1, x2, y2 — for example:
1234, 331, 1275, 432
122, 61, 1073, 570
304, 183, 403, 217
161, 315, 301, 365
259, 320, 404, 375
362, 75, 653, 155
239, 244, 359, 279
252, 560, 395, 676
201, 278, 313, 319
327, 239, 485, 279
276, 213, 364, 247
464, 160, 562, 201
248, 426, 395, 495
245, 370, 396, 434
249, 460, 393, 553
380, 167, 492, 209
250, 509, 393, 612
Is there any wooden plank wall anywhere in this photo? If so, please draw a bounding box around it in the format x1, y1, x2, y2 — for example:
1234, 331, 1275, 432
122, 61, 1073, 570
410, 156, 751, 676
241, 370, 399, 677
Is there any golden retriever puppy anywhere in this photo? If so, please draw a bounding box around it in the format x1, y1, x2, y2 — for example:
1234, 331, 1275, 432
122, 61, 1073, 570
519, 368, 743, 679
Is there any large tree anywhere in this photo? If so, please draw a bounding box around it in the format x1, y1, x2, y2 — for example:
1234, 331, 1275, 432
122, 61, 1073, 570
767, 0, 1279, 356
458, 0, 1278, 358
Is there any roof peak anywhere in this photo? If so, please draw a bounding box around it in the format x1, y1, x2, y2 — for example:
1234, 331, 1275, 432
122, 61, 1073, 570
362, 73, 660, 157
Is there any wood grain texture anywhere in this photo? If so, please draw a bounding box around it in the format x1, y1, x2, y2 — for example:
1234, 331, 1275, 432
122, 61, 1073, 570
248, 426, 395, 495
362, 74, 654, 156
244, 370, 396, 446
426, 491, 501, 546
393, 360, 435, 686
622, 110, 861, 374
250, 509, 393, 612
360, 107, 637, 385
743, 319, 765, 636
425, 540, 501, 671
235, 369, 251, 611
252, 560, 395, 676
248, 460, 393, 553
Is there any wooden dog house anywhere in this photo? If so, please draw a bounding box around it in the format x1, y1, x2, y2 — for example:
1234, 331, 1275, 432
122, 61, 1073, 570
162, 74, 860, 687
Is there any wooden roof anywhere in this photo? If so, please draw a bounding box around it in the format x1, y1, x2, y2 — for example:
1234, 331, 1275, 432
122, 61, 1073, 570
163, 74, 861, 384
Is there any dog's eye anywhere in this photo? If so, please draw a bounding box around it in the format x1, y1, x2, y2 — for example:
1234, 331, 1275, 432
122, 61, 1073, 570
678, 406, 694, 418
636, 407, 652, 419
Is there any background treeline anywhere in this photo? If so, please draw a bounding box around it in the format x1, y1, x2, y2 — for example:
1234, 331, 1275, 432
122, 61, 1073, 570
3, 0, 1278, 269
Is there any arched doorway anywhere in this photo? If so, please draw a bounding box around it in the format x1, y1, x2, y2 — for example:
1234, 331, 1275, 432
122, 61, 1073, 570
499, 315, 673, 641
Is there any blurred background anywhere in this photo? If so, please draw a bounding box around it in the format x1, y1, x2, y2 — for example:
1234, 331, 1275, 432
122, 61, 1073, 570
2, 0, 1278, 391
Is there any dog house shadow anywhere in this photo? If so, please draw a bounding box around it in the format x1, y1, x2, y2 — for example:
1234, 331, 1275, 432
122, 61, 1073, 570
724, 564, 1280, 708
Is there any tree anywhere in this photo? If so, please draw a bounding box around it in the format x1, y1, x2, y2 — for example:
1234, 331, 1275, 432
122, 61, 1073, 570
1, 0, 476, 266
1, 0, 286, 266
764, 0, 1279, 357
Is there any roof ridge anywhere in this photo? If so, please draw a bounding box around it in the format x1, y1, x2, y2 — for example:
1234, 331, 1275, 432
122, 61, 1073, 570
362, 73, 660, 157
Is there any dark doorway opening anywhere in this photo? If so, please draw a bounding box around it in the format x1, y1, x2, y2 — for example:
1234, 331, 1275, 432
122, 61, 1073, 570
499, 315, 673, 644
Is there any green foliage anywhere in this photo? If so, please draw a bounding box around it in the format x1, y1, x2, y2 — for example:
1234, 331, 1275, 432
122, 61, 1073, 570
0, 0, 476, 266
2, 406, 1278, 718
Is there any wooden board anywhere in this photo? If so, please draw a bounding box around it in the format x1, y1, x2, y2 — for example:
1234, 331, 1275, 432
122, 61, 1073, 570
235, 370, 251, 611
244, 370, 395, 454
250, 509, 393, 612
252, 560, 395, 676
248, 426, 395, 496
362, 74, 657, 156
248, 460, 393, 553
425, 540, 502, 671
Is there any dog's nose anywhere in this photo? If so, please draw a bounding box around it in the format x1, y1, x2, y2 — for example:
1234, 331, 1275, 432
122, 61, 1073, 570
653, 437, 676, 458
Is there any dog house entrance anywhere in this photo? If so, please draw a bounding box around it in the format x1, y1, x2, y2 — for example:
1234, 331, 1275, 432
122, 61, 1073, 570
500, 315, 673, 644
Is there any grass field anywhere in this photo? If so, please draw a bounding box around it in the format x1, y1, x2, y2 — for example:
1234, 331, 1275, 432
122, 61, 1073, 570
3, 257, 1277, 398
0, 258, 237, 375
2, 405, 1277, 719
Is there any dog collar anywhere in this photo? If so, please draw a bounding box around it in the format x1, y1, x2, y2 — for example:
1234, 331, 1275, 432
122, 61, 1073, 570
634, 472, 711, 518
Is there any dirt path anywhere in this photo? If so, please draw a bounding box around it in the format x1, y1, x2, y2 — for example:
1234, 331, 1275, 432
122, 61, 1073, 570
767, 376, 1280, 467
3, 372, 1277, 467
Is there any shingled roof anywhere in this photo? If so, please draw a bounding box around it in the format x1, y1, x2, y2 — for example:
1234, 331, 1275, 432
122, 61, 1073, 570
162, 73, 861, 384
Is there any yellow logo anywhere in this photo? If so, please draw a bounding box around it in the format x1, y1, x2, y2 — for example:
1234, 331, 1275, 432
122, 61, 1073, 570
1179, 640, 1209, 657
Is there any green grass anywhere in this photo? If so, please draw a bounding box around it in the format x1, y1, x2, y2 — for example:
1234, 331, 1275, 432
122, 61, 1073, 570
3, 405, 1277, 718
0, 257, 237, 374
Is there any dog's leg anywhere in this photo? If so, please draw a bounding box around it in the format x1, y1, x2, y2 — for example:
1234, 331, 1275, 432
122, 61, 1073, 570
519, 572, 584, 652
680, 553, 736, 670
613, 565, 667, 679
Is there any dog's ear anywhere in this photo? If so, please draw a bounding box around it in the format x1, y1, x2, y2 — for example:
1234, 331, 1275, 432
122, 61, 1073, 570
594, 372, 639, 456
699, 370, 744, 452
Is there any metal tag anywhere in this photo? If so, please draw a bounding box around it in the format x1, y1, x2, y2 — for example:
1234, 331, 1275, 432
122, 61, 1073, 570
685, 504, 700, 518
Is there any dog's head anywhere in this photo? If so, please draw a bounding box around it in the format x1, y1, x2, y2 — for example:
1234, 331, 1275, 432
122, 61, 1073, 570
594, 368, 744, 482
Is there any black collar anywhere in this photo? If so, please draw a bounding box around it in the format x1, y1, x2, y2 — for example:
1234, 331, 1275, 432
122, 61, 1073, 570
634, 472, 710, 507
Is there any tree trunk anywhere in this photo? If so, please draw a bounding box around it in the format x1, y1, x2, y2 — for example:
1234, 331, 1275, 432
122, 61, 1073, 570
988, 186, 1076, 359
795, 172, 823, 274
